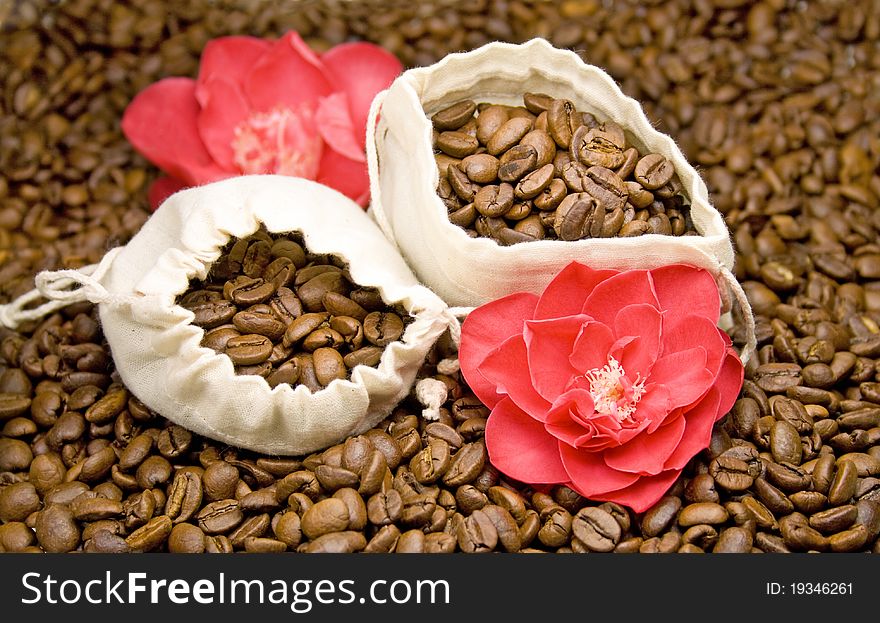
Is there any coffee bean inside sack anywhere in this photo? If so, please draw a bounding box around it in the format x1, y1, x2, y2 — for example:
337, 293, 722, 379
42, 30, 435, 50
177, 228, 410, 391
431, 94, 699, 244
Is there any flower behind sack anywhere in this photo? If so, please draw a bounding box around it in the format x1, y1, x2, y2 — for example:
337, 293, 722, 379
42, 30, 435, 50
458, 262, 744, 513
122, 32, 402, 209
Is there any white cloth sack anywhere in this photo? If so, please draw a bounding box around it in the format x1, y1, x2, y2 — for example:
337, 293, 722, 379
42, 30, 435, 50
0, 175, 451, 455
367, 38, 755, 361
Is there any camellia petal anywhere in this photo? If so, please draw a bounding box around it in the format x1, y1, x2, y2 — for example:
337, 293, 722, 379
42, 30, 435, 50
560, 445, 640, 497
315, 146, 370, 206
121, 78, 230, 186
603, 413, 686, 475
480, 335, 551, 420
321, 42, 403, 148
245, 31, 333, 112
533, 262, 618, 320
586, 468, 682, 513
147, 176, 187, 211
459, 292, 538, 409
195, 36, 272, 106
524, 315, 592, 402
569, 321, 615, 374
315, 92, 367, 163
660, 313, 727, 374
543, 388, 595, 446
662, 387, 722, 471
715, 347, 745, 416
581, 269, 659, 325
485, 397, 570, 483
613, 303, 662, 379
650, 264, 720, 324
649, 347, 714, 409
195, 76, 252, 171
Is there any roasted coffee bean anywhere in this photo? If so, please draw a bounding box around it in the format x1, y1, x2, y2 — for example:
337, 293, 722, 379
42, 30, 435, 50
572, 506, 621, 552
35, 504, 80, 553
457, 509, 498, 553
713, 527, 753, 553
709, 455, 756, 491
684, 474, 720, 504
678, 502, 729, 527
641, 496, 681, 537
126, 515, 172, 552
765, 461, 811, 492
828, 460, 859, 504
301, 498, 350, 540
165, 470, 203, 524
809, 505, 857, 533
432, 100, 476, 131
168, 523, 206, 553
196, 499, 243, 534
0, 482, 40, 522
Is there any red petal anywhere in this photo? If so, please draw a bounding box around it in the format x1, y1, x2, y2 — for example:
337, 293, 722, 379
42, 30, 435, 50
639, 384, 672, 433
315, 146, 370, 206
603, 414, 686, 475
581, 269, 659, 325
715, 347, 745, 416
650, 264, 720, 323
661, 313, 727, 376
649, 347, 714, 409
480, 334, 551, 420
195, 36, 272, 106
195, 76, 252, 171
560, 446, 640, 496
569, 321, 615, 373
147, 176, 187, 211
485, 397, 569, 484
534, 262, 617, 320
586, 469, 681, 513
524, 315, 591, 401
613, 303, 662, 379
459, 292, 539, 409
315, 93, 367, 163
245, 31, 333, 112
663, 387, 722, 471
321, 42, 403, 149
122, 78, 230, 185
544, 388, 595, 445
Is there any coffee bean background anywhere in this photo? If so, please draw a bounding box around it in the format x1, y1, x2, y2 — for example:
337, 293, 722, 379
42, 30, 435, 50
2, 0, 880, 553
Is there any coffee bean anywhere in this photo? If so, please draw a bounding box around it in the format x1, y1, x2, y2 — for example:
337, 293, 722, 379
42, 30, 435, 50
709, 455, 756, 491
302, 531, 366, 553
770, 420, 803, 465
678, 502, 729, 527
809, 505, 857, 533
457, 508, 498, 553
196, 499, 243, 534
301, 498, 350, 540
641, 496, 681, 537
165, 470, 203, 524
432, 100, 476, 131
572, 506, 621, 552
828, 459, 859, 504
35, 504, 80, 553
634, 154, 675, 190
126, 515, 172, 552
168, 523, 206, 553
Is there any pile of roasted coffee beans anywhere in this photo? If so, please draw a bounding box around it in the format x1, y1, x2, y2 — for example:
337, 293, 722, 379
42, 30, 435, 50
2, 0, 880, 553
178, 229, 408, 390
432, 94, 698, 243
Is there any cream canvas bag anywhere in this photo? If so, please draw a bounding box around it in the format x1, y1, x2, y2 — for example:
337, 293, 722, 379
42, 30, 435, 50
0, 175, 452, 455
367, 38, 755, 361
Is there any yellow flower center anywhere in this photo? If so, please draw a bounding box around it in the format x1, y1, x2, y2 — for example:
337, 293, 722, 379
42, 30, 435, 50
584, 356, 646, 422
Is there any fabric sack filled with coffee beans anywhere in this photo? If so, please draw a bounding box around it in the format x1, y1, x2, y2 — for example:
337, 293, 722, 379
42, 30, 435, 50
367, 38, 756, 361
0, 176, 452, 455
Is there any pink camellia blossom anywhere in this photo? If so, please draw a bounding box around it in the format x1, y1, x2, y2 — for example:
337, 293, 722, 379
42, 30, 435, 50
122, 33, 402, 209
459, 262, 744, 513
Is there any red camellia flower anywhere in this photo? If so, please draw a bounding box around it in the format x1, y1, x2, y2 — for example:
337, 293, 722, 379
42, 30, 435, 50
121, 32, 402, 209
459, 262, 744, 512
